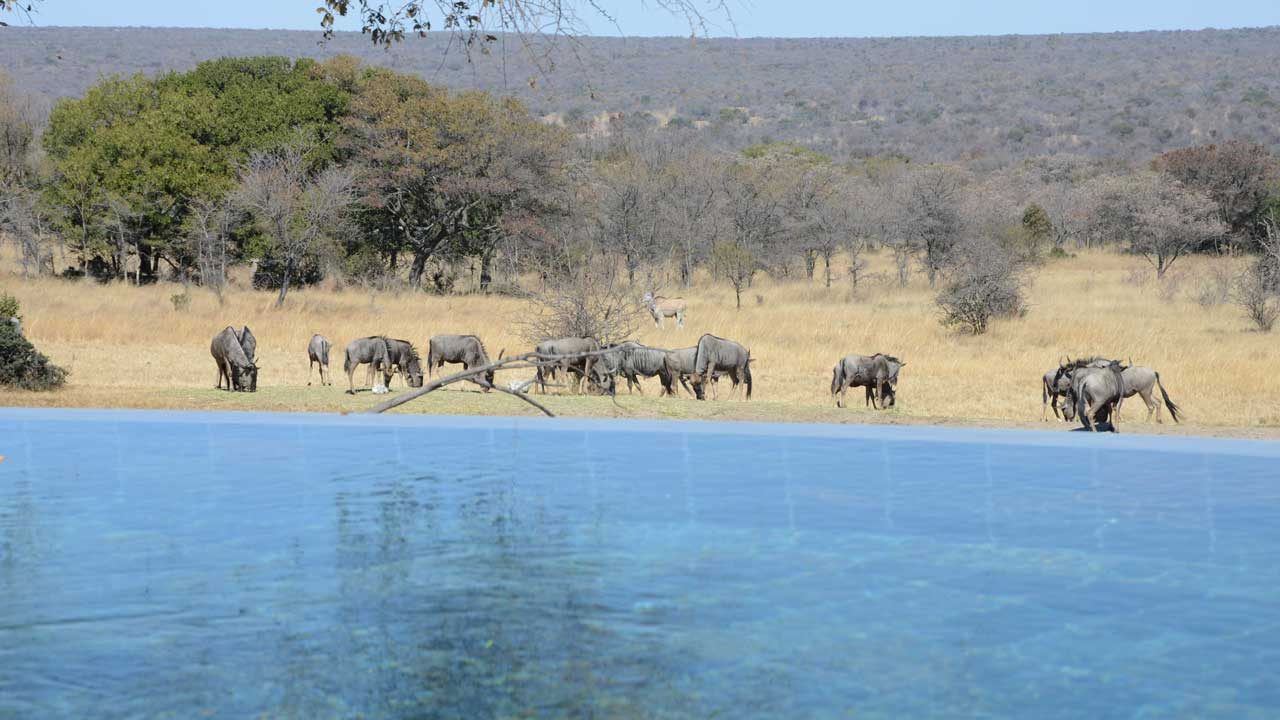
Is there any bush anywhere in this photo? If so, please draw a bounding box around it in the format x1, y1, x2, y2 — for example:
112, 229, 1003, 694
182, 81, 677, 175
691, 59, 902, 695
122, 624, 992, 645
0, 322, 68, 391
936, 237, 1027, 335
0, 292, 19, 321
1234, 260, 1280, 332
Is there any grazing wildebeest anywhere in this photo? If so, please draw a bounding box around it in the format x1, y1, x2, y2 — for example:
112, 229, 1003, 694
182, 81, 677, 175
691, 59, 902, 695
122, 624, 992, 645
427, 335, 501, 391
830, 353, 897, 409
1068, 358, 1127, 432
211, 326, 259, 392
533, 337, 600, 394
661, 345, 723, 397
344, 336, 392, 395
590, 341, 672, 395
1042, 359, 1075, 421
692, 334, 752, 401
588, 347, 622, 396
382, 338, 424, 389
1115, 365, 1182, 424
307, 334, 332, 386
642, 292, 687, 328
236, 326, 257, 363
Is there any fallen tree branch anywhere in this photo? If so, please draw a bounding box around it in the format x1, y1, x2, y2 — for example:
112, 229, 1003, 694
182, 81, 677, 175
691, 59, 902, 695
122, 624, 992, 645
365, 348, 618, 415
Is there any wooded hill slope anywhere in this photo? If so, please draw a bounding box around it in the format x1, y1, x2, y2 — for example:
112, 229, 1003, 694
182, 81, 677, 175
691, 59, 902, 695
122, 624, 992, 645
3, 26, 1279, 164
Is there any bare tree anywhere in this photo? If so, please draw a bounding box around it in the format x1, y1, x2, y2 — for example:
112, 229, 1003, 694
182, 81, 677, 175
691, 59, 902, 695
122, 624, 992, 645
518, 257, 642, 345
1087, 171, 1225, 279
900, 165, 965, 288
936, 235, 1028, 335
0, 185, 52, 275
234, 143, 354, 307
184, 197, 239, 304
714, 160, 783, 308
659, 145, 721, 287
1234, 212, 1280, 332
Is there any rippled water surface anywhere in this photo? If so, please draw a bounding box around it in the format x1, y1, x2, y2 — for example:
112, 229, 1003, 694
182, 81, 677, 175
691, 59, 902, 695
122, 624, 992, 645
1, 409, 1278, 719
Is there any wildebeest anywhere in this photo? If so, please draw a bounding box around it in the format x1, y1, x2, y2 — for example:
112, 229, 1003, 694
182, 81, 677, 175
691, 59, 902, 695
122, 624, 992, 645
427, 334, 501, 391
642, 292, 686, 328
235, 326, 257, 363
344, 336, 392, 395
1042, 359, 1075, 421
662, 346, 701, 396
307, 334, 331, 386
533, 337, 600, 394
591, 341, 672, 395
382, 338, 424, 389
211, 326, 258, 392
692, 334, 752, 400
588, 346, 623, 396
1066, 358, 1127, 432
830, 353, 901, 409
1116, 365, 1182, 424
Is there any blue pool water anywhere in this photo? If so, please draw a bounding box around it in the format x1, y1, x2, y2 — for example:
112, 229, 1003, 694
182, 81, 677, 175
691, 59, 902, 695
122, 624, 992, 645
1, 408, 1278, 719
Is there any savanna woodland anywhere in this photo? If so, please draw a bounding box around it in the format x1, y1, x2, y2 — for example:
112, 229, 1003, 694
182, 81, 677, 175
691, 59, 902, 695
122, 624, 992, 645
1, 19, 1280, 431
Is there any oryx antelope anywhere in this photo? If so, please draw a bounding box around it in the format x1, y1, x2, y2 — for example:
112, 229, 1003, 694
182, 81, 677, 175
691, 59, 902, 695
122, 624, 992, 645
642, 292, 686, 328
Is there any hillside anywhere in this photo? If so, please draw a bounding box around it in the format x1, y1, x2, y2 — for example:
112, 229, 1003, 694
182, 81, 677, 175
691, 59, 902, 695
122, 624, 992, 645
3, 26, 1280, 164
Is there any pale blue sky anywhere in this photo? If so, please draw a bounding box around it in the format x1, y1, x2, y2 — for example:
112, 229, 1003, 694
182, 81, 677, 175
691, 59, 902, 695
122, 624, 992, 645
15, 0, 1279, 37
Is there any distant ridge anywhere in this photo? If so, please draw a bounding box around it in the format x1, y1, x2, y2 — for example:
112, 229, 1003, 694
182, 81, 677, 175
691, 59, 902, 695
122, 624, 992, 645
3, 25, 1279, 163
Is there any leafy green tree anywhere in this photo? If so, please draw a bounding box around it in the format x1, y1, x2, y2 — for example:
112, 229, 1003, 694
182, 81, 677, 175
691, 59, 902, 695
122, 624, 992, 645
42, 58, 347, 281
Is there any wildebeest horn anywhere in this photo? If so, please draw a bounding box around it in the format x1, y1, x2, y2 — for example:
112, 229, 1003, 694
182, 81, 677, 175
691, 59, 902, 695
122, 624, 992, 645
497, 348, 505, 360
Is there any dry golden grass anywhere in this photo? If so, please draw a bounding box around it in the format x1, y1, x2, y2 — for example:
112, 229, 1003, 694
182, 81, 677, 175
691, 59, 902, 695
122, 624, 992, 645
3, 249, 1279, 436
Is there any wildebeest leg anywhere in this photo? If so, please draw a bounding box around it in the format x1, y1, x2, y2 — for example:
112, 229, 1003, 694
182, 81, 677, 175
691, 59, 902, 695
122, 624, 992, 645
1138, 387, 1158, 423
216, 361, 226, 390
308, 359, 315, 386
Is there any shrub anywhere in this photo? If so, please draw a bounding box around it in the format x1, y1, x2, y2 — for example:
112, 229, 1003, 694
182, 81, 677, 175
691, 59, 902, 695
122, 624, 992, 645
0, 322, 68, 391
936, 236, 1028, 335
1234, 260, 1280, 332
0, 292, 18, 321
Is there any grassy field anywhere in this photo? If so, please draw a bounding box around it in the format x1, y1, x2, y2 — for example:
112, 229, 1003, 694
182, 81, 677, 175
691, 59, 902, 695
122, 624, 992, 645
3, 250, 1279, 437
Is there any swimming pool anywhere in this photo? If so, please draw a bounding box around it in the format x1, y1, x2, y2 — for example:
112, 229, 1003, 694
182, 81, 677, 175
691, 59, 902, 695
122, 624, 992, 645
1, 408, 1277, 718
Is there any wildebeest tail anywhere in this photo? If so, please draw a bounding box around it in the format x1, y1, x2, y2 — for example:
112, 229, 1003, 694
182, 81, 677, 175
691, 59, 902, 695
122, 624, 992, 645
1155, 372, 1181, 423
744, 352, 753, 400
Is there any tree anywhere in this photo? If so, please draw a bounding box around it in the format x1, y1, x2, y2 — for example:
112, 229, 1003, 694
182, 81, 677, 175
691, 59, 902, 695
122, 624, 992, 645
900, 165, 965, 288
1153, 141, 1277, 243
42, 57, 348, 281
936, 236, 1027, 335
234, 142, 354, 307
659, 145, 721, 288
342, 65, 563, 289
183, 197, 239, 303
715, 160, 782, 308
1019, 202, 1052, 259
1086, 171, 1224, 278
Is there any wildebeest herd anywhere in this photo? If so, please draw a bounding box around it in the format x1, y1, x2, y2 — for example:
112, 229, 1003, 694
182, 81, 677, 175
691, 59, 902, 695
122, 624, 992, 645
1042, 357, 1181, 432
209, 301, 1181, 432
